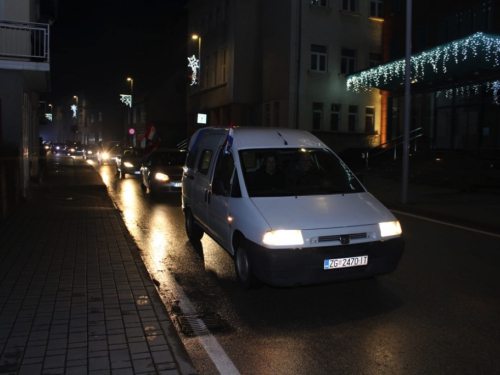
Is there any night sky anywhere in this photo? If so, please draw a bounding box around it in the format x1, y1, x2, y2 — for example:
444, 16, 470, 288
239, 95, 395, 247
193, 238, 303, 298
47, 0, 188, 103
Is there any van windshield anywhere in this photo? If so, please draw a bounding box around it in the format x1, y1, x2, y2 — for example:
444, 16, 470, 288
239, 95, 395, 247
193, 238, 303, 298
239, 148, 364, 197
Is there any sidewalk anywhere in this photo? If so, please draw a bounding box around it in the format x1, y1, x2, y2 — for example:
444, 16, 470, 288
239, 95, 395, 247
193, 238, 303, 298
0, 158, 197, 375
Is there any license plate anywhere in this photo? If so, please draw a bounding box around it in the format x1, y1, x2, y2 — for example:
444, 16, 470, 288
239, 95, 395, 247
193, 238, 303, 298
134, 171, 141, 175
173, 182, 182, 187
324, 256, 368, 270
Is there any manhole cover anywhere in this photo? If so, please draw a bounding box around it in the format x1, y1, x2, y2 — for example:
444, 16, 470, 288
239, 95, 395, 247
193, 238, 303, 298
176, 313, 227, 336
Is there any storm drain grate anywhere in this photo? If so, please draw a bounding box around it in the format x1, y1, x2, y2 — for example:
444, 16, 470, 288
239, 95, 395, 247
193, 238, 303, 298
175, 313, 227, 336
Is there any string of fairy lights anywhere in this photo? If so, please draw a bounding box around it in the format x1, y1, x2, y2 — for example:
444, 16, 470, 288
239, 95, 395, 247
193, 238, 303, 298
346, 32, 500, 104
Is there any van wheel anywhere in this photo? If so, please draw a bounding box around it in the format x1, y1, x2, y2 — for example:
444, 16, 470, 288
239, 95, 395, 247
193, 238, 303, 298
235, 245, 262, 290
185, 210, 203, 241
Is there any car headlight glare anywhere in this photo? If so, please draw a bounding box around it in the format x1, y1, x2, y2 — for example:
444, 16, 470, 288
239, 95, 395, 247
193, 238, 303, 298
379, 221, 402, 237
102, 153, 109, 159
263, 230, 304, 246
123, 162, 134, 168
155, 172, 169, 182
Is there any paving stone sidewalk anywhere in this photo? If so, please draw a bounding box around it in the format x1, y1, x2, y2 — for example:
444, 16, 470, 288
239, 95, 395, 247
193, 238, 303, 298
0, 161, 197, 375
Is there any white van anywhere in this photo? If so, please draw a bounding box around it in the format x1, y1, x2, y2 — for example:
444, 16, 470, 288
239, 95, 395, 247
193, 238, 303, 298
182, 127, 404, 289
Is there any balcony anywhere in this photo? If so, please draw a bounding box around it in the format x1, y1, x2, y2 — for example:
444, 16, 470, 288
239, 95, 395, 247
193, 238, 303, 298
0, 19, 50, 91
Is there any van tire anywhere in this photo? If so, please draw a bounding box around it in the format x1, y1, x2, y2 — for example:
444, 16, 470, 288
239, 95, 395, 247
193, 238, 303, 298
235, 245, 262, 290
185, 210, 203, 241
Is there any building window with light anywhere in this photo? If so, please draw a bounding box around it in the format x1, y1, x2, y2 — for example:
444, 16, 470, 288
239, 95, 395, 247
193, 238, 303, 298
365, 107, 375, 133
341, 48, 356, 75
330, 104, 341, 131
311, 0, 327, 6
342, 0, 358, 13
370, 0, 383, 18
348, 105, 358, 132
369, 52, 382, 67
311, 44, 327, 72
312, 103, 323, 130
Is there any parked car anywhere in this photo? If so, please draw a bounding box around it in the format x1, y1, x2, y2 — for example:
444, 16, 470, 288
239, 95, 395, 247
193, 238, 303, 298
98, 145, 122, 165
82, 144, 99, 160
116, 147, 144, 178
51, 143, 66, 154
66, 142, 83, 157
182, 127, 404, 290
140, 148, 187, 196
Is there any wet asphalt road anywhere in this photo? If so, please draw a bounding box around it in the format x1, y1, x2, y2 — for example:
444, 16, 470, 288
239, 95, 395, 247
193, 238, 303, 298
91, 159, 500, 375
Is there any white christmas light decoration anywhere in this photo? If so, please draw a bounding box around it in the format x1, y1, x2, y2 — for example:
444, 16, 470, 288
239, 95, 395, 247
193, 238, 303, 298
187, 55, 199, 86
71, 104, 77, 118
45, 113, 52, 121
120, 94, 132, 107
346, 32, 500, 105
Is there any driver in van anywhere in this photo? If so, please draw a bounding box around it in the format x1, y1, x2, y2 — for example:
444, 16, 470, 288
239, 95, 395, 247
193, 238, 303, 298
295, 153, 321, 186
253, 155, 287, 191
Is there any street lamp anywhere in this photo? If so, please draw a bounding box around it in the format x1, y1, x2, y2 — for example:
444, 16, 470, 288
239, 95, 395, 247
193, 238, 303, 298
191, 34, 201, 85
127, 77, 133, 104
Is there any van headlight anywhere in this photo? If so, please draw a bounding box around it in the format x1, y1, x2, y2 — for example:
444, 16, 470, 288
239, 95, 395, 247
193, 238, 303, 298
123, 162, 134, 168
263, 230, 304, 246
379, 221, 402, 237
155, 173, 169, 182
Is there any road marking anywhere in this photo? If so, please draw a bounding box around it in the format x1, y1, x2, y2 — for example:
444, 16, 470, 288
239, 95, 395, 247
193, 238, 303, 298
391, 210, 500, 238
161, 262, 241, 375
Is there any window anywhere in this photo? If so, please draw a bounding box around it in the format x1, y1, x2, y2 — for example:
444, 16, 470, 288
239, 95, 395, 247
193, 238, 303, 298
311, 0, 327, 6
342, 0, 358, 12
330, 104, 341, 131
98, 112, 103, 121
370, 0, 383, 18
90, 114, 95, 123
365, 107, 375, 133
273, 102, 280, 127
341, 48, 356, 75
198, 149, 213, 175
311, 44, 327, 72
369, 53, 382, 67
312, 103, 323, 130
348, 105, 358, 132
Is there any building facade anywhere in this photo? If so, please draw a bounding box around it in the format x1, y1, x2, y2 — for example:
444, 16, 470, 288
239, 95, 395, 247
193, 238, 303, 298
348, 0, 500, 150
186, 0, 386, 152
0, 0, 56, 218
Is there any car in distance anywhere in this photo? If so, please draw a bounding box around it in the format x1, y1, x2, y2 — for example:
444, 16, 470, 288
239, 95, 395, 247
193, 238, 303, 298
51, 143, 66, 154
140, 148, 187, 196
98, 145, 122, 165
82, 144, 100, 160
116, 147, 144, 178
66, 142, 84, 157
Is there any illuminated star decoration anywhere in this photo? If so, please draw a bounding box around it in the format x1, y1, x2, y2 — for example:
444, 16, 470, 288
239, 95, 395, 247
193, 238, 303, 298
120, 94, 132, 107
346, 32, 500, 104
45, 113, 52, 121
71, 105, 77, 118
187, 55, 199, 86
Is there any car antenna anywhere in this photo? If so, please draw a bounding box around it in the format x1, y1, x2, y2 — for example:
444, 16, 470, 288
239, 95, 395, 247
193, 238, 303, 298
276, 131, 288, 145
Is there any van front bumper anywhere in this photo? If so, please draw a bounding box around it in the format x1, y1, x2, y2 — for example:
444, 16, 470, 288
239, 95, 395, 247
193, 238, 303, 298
244, 238, 404, 287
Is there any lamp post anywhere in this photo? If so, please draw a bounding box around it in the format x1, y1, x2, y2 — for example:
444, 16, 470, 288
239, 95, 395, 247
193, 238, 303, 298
73, 95, 79, 141
127, 77, 134, 145
191, 34, 202, 128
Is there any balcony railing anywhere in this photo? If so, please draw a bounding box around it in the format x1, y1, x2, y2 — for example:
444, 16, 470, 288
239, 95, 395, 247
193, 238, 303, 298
0, 20, 50, 62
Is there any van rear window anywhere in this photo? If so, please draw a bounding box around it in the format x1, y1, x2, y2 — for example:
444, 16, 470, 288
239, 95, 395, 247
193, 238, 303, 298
239, 148, 364, 197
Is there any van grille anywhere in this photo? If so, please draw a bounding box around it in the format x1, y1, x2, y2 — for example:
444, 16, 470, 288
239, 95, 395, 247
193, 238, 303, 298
318, 233, 367, 243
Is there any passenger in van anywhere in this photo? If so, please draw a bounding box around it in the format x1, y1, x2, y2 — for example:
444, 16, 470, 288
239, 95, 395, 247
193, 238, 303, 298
253, 155, 287, 192
295, 153, 321, 186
